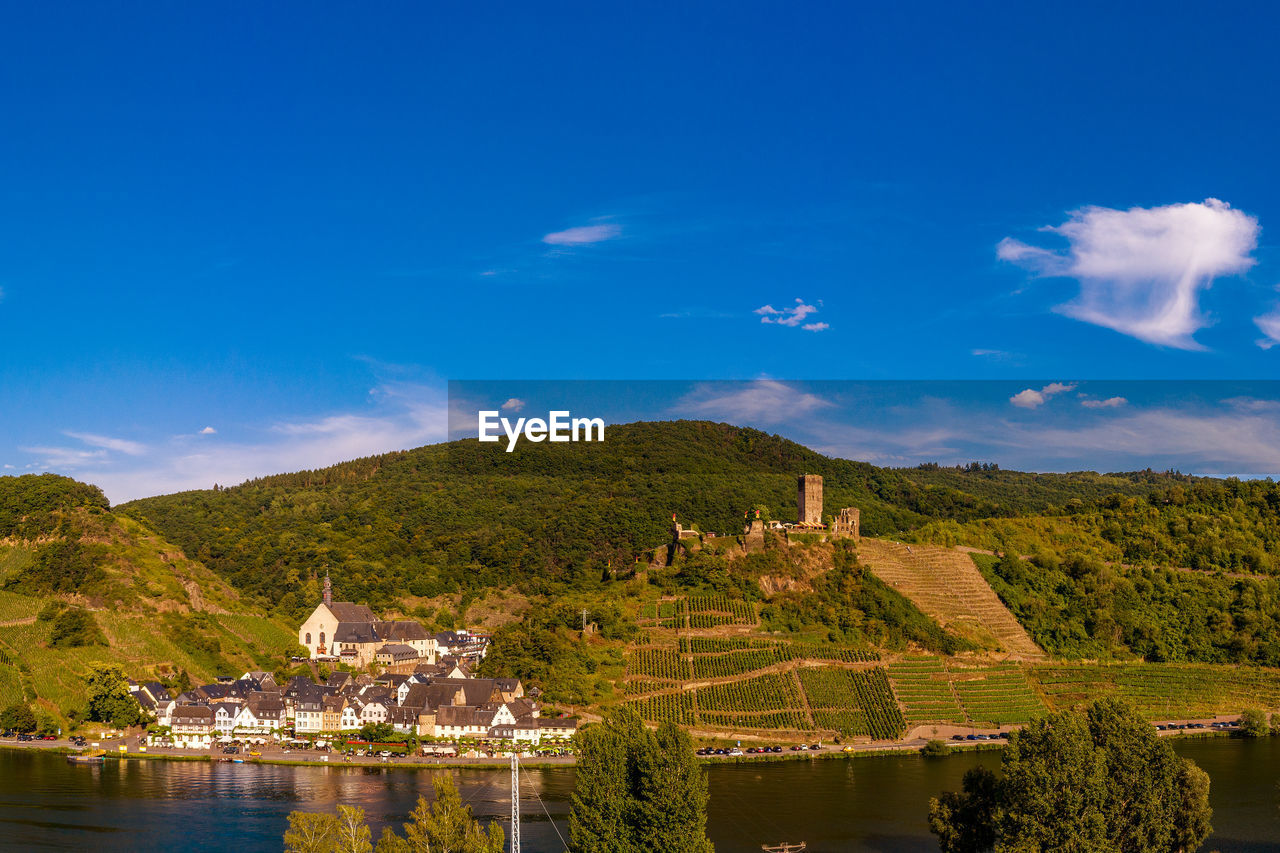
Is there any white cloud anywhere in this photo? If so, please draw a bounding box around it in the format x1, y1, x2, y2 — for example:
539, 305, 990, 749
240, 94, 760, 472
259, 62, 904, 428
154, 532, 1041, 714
755, 298, 826, 330
999, 199, 1259, 349
673, 380, 834, 425
1010, 382, 1076, 409
541, 224, 622, 246
199, 426, 217, 435
23, 384, 448, 503
501, 398, 525, 412
1080, 396, 1128, 409
62, 431, 147, 456
1254, 292, 1280, 350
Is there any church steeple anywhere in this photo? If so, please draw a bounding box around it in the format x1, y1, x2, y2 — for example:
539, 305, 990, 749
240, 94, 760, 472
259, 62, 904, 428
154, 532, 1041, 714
323, 568, 332, 608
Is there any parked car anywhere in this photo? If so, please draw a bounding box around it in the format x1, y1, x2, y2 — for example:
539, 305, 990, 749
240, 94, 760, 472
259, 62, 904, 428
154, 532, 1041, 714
789, 745, 805, 751
16, 734, 33, 742
808, 744, 822, 751
222, 746, 239, 754
770, 746, 782, 753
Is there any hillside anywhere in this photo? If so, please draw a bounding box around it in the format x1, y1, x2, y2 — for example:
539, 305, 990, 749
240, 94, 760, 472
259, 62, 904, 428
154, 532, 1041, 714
0, 475, 299, 728
119, 420, 1180, 624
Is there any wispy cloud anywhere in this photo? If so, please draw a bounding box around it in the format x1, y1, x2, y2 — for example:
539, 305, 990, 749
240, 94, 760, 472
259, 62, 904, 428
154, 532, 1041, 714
501, 398, 525, 412
673, 379, 834, 425
1254, 290, 1280, 350
199, 426, 217, 435
755, 298, 827, 331
998, 198, 1259, 349
542, 223, 622, 246
62, 431, 147, 456
1010, 382, 1076, 409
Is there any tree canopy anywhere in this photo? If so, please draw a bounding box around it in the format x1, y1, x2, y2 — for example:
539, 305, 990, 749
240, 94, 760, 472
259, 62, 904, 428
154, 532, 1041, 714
569, 706, 714, 853
929, 698, 1212, 853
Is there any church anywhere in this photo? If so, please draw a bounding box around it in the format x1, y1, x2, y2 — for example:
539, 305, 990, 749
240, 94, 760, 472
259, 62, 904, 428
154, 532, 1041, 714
297, 575, 437, 668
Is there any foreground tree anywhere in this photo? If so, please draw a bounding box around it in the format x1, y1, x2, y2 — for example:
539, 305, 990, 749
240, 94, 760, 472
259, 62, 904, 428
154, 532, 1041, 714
929, 699, 1212, 852
569, 706, 714, 853
284, 777, 501, 853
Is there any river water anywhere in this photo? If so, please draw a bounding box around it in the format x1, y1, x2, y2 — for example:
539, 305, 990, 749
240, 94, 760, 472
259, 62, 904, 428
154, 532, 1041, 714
1, 738, 1278, 851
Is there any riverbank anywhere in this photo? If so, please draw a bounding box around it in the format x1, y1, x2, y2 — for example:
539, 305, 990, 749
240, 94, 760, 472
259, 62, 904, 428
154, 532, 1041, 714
1, 715, 1241, 772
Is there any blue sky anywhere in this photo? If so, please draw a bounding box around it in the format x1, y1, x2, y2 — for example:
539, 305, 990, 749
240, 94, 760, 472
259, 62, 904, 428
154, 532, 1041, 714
3, 3, 1280, 500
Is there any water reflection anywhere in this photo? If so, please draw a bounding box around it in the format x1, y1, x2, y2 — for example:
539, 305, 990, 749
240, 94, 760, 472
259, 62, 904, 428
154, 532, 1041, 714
1, 737, 1277, 852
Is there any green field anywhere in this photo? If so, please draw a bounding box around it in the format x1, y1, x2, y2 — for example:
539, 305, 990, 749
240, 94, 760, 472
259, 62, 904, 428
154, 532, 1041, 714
1033, 663, 1280, 719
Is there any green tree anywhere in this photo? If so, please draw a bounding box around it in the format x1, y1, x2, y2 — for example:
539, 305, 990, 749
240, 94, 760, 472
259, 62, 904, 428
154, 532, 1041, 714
929, 699, 1212, 853
86, 664, 142, 728
283, 811, 337, 853
393, 775, 504, 853
333, 805, 373, 853
0, 703, 38, 733
359, 722, 395, 743
49, 606, 106, 648
569, 707, 714, 853
1239, 708, 1270, 738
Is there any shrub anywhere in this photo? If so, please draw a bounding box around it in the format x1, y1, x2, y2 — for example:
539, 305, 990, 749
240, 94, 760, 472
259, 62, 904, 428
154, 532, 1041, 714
922, 738, 951, 757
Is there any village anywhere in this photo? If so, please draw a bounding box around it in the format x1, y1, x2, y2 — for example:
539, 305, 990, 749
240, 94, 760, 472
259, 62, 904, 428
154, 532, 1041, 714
122, 576, 577, 759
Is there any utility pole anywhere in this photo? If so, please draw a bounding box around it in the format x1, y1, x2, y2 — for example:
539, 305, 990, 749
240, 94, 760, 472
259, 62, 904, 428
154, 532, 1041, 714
510, 752, 521, 853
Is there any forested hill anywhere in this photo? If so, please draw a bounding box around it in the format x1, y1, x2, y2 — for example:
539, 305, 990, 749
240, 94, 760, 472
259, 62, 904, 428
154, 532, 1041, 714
119, 420, 1182, 622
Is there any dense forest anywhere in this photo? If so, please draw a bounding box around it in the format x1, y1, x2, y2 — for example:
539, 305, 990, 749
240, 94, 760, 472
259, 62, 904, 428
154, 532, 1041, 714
118, 420, 1182, 623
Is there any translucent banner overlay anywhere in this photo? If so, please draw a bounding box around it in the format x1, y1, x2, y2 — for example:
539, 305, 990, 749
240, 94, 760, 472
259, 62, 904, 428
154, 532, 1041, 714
447, 380, 1280, 478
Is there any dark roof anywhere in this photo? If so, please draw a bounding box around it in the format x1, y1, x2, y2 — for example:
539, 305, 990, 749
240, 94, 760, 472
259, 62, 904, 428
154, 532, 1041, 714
540, 717, 578, 730
377, 643, 419, 659
333, 622, 378, 643
377, 621, 429, 642
172, 706, 215, 722
436, 705, 494, 728
327, 602, 378, 622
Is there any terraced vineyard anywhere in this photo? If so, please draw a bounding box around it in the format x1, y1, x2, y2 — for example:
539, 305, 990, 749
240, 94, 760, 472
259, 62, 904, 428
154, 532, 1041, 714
626, 691, 695, 726
639, 596, 757, 630
626, 648, 689, 681
888, 656, 966, 725
699, 709, 809, 730
1033, 663, 1280, 719
695, 672, 803, 714
800, 667, 905, 740
951, 664, 1046, 725
857, 539, 1045, 659
691, 646, 791, 680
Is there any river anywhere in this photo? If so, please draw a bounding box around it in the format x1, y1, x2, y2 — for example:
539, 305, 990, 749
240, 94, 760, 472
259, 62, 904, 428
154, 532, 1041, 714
1, 737, 1277, 851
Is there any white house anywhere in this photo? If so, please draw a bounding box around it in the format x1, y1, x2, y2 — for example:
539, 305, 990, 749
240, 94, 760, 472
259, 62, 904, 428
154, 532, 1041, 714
213, 701, 243, 735
235, 695, 286, 734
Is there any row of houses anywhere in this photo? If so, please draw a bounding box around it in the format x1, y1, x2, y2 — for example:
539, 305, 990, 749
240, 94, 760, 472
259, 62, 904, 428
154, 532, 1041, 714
131, 662, 576, 749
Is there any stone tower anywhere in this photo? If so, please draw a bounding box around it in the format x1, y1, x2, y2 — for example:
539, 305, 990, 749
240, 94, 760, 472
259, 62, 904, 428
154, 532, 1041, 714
797, 474, 823, 525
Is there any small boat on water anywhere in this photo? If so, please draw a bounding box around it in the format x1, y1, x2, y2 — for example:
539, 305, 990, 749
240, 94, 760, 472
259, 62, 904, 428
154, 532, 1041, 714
67, 749, 106, 765
762, 844, 806, 852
